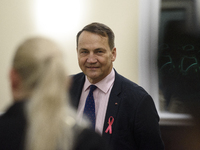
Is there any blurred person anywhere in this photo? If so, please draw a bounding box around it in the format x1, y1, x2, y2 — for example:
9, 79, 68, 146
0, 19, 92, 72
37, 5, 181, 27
69, 22, 164, 150
0, 37, 109, 150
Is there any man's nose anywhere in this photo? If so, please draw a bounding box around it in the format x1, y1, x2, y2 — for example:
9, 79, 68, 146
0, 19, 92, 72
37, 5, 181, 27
87, 53, 97, 63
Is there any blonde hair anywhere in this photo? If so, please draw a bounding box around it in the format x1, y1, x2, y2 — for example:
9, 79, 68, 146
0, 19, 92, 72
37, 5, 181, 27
13, 37, 75, 150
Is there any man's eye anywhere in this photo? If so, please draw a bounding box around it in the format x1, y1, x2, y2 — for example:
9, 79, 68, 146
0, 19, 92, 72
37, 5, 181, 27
81, 51, 88, 53
97, 50, 103, 53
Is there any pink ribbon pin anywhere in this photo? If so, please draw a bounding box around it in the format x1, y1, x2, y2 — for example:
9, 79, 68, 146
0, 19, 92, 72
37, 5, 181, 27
105, 116, 114, 134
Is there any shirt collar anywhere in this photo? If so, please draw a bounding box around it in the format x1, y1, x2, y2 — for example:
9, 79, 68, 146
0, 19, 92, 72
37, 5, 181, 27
83, 69, 115, 93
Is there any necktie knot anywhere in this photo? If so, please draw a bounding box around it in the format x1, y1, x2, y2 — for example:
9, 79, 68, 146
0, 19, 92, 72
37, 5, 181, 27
90, 85, 97, 92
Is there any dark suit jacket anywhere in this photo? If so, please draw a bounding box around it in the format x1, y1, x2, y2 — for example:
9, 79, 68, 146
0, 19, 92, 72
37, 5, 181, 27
0, 101, 110, 150
0, 102, 26, 150
69, 70, 164, 150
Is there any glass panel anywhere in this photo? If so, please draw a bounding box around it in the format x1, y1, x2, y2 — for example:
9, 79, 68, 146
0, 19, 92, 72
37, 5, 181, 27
158, 1, 200, 113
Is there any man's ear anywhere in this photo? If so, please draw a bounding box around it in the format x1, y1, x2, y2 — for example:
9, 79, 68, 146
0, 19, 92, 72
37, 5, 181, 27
9, 68, 21, 91
111, 47, 116, 62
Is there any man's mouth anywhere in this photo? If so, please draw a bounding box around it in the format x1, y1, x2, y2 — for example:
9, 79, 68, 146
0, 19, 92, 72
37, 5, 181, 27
87, 66, 98, 69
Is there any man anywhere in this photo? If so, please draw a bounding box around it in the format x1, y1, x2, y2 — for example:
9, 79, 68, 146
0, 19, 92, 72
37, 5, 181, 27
69, 22, 164, 150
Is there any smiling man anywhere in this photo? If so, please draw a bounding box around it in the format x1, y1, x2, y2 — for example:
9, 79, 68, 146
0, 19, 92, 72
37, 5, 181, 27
69, 22, 164, 150
77, 30, 116, 84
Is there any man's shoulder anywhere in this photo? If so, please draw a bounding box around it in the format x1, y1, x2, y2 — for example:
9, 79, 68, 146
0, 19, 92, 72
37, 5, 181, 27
69, 72, 85, 93
115, 72, 149, 96
70, 72, 84, 78
70, 72, 85, 82
115, 72, 139, 88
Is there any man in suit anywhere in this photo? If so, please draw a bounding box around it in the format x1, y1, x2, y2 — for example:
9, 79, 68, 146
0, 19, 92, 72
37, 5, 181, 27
69, 22, 164, 150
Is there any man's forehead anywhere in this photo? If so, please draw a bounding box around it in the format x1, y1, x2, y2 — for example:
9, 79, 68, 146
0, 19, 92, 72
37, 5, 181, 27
78, 31, 109, 45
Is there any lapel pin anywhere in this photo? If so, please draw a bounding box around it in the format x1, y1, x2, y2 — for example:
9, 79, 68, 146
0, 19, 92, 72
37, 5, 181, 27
105, 116, 114, 134
115, 103, 118, 105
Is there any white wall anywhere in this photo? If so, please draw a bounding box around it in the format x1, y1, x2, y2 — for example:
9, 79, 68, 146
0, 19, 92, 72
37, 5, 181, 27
0, 0, 139, 111
0, 0, 36, 111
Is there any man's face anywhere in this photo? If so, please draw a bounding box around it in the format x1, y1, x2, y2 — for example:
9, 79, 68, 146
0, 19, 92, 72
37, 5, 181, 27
77, 31, 116, 84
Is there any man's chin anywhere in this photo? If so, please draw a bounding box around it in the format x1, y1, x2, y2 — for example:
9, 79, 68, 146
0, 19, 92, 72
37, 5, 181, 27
87, 74, 98, 79
86, 73, 99, 80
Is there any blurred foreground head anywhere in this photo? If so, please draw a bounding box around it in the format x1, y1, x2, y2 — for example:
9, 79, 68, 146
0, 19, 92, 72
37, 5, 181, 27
10, 37, 73, 150
11, 37, 68, 100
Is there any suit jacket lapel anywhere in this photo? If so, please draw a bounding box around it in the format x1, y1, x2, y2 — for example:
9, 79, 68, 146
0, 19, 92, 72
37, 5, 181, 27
102, 71, 122, 143
69, 73, 85, 108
